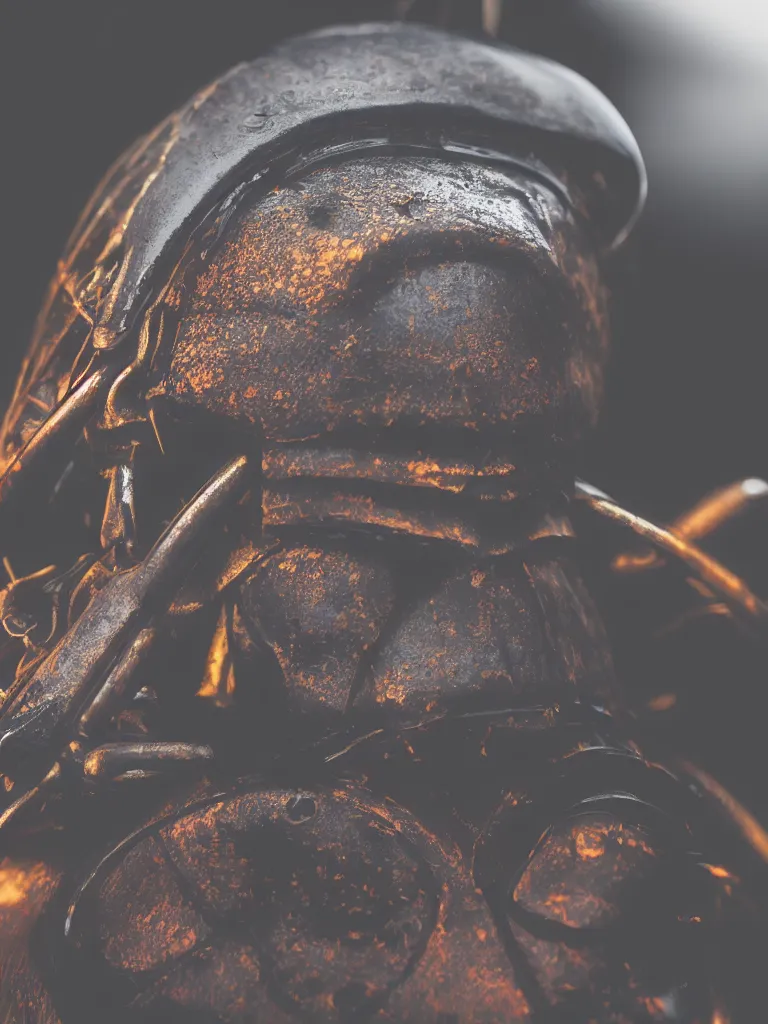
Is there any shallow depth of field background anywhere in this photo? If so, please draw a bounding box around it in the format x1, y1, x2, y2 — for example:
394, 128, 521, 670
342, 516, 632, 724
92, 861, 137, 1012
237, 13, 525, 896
1, 0, 768, 815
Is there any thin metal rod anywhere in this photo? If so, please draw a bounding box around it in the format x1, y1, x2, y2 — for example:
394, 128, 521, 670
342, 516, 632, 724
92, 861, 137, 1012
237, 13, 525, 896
82, 741, 213, 782
77, 627, 157, 738
0, 365, 116, 534
0, 762, 62, 832
0, 456, 250, 776
575, 481, 768, 636
680, 759, 768, 865
613, 478, 768, 573
482, 0, 503, 36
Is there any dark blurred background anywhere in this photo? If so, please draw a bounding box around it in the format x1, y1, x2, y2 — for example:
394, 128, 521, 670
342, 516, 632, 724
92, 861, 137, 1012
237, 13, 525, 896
1, 0, 767, 815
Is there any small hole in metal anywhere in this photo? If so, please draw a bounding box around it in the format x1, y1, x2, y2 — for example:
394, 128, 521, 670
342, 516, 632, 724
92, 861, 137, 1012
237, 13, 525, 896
285, 794, 317, 823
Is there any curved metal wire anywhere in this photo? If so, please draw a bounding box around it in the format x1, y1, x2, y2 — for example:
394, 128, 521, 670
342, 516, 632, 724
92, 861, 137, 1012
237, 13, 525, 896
612, 478, 768, 574
575, 480, 768, 640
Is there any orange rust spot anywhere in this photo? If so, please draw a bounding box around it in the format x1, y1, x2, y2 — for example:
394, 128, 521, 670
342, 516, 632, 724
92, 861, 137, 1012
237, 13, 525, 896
648, 693, 677, 712
575, 827, 604, 860
642, 995, 673, 1015
197, 605, 236, 707
702, 863, 737, 881
0, 862, 51, 907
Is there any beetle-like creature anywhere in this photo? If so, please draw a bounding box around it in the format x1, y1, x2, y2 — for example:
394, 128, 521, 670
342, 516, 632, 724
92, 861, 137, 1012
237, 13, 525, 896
0, 21, 766, 1024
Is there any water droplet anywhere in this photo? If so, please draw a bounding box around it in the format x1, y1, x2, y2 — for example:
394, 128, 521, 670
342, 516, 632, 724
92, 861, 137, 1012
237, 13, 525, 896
242, 112, 273, 131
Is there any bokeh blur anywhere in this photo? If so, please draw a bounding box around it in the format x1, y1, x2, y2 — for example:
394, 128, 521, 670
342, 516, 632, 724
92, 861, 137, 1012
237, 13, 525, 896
2, 0, 768, 814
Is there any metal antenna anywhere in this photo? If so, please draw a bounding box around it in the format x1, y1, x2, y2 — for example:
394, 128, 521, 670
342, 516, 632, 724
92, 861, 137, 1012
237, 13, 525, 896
483, 0, 504, 36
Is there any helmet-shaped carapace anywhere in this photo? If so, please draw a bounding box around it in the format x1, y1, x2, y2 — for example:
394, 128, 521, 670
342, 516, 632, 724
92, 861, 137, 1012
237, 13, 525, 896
0, 22, 644, 572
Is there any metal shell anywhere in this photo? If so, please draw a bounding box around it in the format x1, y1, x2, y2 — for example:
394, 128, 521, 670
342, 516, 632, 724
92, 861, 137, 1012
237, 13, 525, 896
1, 22, 644, 476
1, 20, 763, 1024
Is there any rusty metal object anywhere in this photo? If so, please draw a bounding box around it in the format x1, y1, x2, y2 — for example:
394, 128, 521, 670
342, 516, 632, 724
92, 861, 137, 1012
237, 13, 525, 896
575, 480, 768, 640
0, 20, 763, 1024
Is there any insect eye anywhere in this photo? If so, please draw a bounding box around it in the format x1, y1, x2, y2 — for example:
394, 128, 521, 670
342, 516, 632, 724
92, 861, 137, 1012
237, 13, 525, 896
61, 786, 439, 1022
473, 792, 713, 1021
509, 811, 670, 933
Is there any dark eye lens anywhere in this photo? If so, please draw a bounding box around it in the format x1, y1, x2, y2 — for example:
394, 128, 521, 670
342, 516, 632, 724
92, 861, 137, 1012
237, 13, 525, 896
285, 794, 317, 822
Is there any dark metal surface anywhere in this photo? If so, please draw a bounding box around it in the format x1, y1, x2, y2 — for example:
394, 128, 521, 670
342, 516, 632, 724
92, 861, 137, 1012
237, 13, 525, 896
0, 19, 763, 1024
78, 21, 643, 351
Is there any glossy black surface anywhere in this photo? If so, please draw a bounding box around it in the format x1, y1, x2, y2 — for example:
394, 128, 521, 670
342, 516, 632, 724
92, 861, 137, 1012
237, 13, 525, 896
72, 22, 644, 351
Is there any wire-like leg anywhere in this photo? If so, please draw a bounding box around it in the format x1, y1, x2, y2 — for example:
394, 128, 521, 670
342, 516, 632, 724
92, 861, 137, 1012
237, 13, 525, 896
0, 366, 117, 539
678, 759, 768, 866
76, 627, 157, 739
575, 480, 768, 640
0, 456, 250, 828
482, 0, 503, 36
611, 478, 768, 573
0, 739, 215, 830
80, 741, 213, 784
100, 461, 138, 567
0, 762, 62, 832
